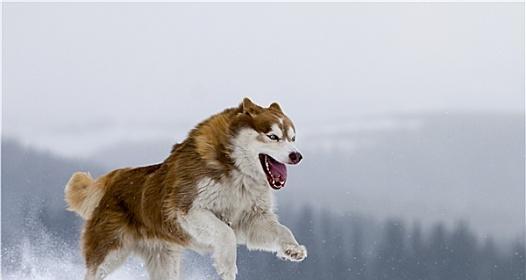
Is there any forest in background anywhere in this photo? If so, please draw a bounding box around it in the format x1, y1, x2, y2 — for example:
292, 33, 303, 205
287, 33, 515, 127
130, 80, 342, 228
234, 207, 525, 280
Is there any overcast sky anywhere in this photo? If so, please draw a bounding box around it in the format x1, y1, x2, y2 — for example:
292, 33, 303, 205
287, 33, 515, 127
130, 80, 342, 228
3, 3, 524, 156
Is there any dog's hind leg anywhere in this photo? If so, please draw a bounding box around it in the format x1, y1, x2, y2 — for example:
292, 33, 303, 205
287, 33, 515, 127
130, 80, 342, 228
84, 247, 130, 280
82, 218, 131, 280
136, 241, 182, 280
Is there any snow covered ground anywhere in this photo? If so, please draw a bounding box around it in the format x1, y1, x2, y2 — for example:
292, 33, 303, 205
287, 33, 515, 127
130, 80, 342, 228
2, 222, 215, 280
4, 243, 215, 280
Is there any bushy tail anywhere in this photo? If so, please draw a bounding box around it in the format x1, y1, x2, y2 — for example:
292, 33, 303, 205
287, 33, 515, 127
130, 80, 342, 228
64, 172, 103, 220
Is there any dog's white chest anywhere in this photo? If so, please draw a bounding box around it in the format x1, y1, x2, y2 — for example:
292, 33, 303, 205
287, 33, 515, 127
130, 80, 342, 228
194, 174, 273, 227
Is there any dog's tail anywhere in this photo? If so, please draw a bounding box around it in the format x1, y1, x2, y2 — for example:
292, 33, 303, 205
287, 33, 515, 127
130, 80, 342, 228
64, 172, 104, 220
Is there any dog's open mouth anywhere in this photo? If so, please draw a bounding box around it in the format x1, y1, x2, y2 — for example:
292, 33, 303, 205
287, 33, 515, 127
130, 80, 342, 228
259, 154, 287, 190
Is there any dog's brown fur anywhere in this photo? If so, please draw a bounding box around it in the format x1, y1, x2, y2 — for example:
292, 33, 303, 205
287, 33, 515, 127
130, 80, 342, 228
65, 98, 292, 274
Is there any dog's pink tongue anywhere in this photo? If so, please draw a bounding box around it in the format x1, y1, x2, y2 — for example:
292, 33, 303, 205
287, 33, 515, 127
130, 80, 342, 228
269, 159, 287, 183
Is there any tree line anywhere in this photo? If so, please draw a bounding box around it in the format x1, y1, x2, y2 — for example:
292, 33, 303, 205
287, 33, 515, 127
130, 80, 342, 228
235, 206, 525, 280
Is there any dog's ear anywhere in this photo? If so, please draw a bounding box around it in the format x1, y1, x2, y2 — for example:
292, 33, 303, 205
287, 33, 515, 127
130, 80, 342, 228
269, 102, 282, 113
240, 97, 262, 116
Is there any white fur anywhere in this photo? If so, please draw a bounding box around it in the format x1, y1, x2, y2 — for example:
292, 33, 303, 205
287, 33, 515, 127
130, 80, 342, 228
270, 123, 284, 139
287, 127, 296, 140
136, 240, 182, 280
179, 207, 238, 280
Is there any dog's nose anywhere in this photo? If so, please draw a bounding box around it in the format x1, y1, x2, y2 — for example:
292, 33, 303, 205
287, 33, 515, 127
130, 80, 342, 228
289, 152, 303, 164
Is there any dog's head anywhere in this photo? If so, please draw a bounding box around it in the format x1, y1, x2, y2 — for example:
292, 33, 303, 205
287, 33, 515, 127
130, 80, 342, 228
231, 98, 302, 190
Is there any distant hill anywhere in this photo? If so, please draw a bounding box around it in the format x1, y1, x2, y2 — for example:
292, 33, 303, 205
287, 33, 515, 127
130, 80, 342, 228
87, 113, 525, 241
283, 113, 525, 240
1, 139, 105, 248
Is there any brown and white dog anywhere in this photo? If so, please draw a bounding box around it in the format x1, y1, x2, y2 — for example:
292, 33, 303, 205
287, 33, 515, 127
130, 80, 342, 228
65, 98, 306, 280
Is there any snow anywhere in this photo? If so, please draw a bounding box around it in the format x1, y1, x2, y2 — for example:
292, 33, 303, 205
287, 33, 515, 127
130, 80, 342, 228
2, 225, 214, 280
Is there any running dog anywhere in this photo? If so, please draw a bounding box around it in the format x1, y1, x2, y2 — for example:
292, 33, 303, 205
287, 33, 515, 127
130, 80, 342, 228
65, 98, 306, 280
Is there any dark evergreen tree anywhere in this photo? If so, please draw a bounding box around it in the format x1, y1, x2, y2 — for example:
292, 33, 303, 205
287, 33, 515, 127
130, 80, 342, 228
446, 222, 478, 280
349, 218, 367, 280
407, 222, 429, 280
477, 238, 502, 280
510, 241, 525, 280
372, 219, 408, 280
332, 229, 349, 279
294, 205, 321, 280
320, 210, 338, 279
427, 223, 450, 280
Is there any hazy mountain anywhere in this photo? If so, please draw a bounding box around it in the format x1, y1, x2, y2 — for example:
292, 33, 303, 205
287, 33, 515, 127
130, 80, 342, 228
87, 113, 525, 241
285, 113, 525, 240
1, 139, 105, 248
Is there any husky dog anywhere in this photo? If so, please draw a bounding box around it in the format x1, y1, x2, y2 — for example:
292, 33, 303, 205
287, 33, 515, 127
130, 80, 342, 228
65, 98, 306, 280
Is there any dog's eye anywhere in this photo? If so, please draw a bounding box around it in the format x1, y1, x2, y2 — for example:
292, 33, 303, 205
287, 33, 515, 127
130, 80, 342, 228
267, 134, 279, 141
291, 136, 296, 142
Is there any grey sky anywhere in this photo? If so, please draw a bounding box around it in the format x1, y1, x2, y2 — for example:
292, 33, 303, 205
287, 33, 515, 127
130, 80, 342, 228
3, 3, 524, 156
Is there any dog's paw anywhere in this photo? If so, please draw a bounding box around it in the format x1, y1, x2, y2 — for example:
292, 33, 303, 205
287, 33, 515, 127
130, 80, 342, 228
277, 243, 307, 262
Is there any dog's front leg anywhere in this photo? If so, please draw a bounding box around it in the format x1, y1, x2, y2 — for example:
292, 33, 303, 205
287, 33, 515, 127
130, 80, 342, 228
179, 208, 237, 280
243, 212, 307, 262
